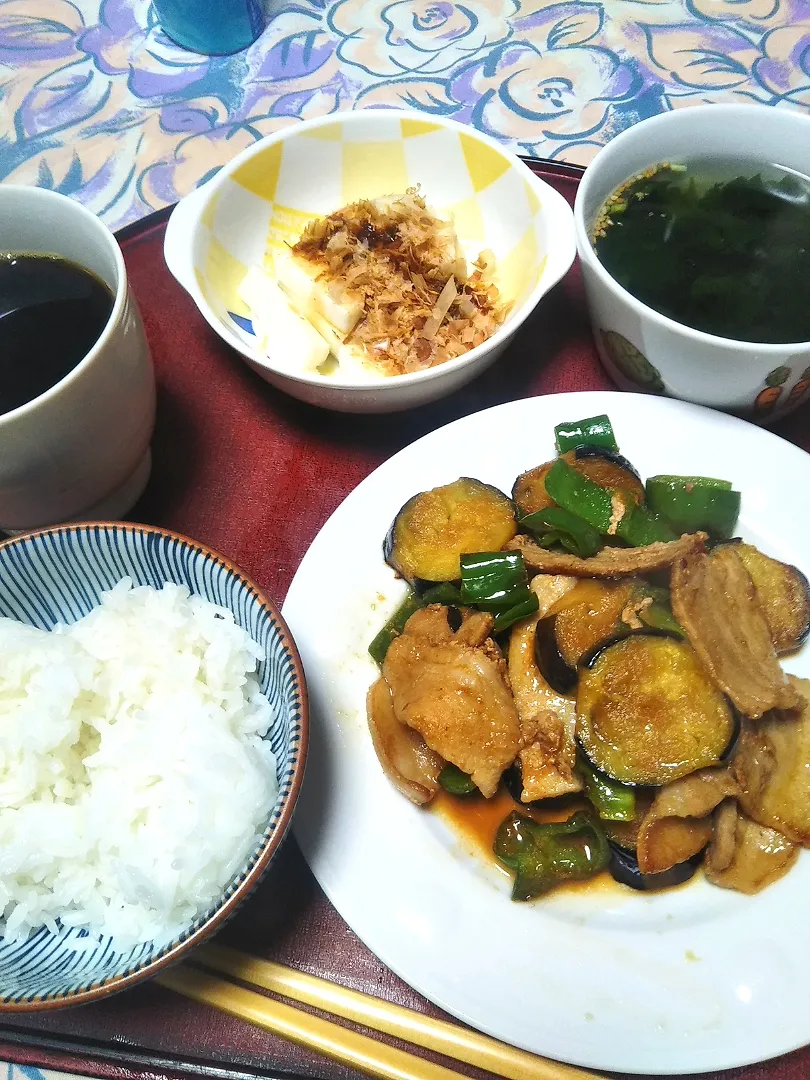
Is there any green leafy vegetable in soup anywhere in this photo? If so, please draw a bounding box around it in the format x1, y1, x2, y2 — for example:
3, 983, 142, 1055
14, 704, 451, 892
592, 159, 810, 344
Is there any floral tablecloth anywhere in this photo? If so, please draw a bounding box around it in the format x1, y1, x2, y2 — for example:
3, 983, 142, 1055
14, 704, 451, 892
0, 0, 808, 228
0, 3, 809, 1080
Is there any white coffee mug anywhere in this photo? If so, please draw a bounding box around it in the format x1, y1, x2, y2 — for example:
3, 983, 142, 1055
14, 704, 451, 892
0, 187, 155, 532
574, 104, 810, 422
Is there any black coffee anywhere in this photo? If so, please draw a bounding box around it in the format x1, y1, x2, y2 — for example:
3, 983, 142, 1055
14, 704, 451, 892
0, 253, 115, 415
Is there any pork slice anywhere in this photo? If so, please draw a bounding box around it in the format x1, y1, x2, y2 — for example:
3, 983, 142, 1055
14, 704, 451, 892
507, 575, 582, 801
732, 675, 810, 844
367, 677, 443, 806
636, 767, 738, 875
383, 605, 520, 798
705, 800, 798, 894
671, 546, 799, 718
506, 531, 707, 578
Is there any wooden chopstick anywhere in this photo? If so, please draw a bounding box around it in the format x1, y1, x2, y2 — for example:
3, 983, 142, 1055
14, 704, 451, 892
158, 963, 475, 1080
184, 943, 602, 1080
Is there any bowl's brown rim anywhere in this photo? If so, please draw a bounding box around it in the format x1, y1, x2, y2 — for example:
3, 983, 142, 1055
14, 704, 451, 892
0, 520, 310, 1011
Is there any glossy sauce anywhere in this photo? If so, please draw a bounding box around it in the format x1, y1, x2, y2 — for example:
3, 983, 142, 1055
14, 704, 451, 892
433, 785, 624, 898
0, 254, 114, 415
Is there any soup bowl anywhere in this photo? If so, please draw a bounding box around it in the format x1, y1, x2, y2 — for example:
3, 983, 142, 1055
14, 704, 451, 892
574, 104, 810, 422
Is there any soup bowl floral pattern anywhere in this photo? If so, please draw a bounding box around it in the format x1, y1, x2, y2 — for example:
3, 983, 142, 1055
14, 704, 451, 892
0, 0, 808, 227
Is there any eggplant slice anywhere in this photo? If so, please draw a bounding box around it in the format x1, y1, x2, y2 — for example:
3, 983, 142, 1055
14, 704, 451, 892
671, 546, 800, 718
725, 541, 810, 655
609, 845, 701, 892
732, 675, 810, 845
552, 579, 636, 667
512, 461, 557, 517
512, 450, 644, 517
573, 447, 644, 496
705, 800, 798, 894
384, 477, 517, 584
507, 531, 707, 578
533, 615, 578, 694
577, 633, 737, 786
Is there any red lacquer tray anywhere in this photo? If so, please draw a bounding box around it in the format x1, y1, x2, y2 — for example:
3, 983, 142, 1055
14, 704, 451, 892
1, 162, 809, 1080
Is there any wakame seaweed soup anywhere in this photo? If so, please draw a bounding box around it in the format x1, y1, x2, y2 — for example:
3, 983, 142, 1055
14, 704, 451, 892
592, 158, 810, 344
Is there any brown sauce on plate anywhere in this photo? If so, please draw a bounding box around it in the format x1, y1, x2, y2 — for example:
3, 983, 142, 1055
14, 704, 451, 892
433, 786, 624, 898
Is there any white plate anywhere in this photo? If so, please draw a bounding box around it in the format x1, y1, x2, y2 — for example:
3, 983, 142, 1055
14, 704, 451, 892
282, 391, 810, 1075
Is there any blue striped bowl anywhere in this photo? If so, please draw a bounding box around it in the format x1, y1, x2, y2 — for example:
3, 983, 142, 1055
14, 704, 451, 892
0, 522, 307, 1010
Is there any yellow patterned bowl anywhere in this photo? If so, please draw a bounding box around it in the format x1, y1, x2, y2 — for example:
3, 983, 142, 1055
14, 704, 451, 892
163, 110, 575, 413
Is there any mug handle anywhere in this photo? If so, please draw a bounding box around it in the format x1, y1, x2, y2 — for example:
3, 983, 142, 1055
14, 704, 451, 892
163, 182, 213, 295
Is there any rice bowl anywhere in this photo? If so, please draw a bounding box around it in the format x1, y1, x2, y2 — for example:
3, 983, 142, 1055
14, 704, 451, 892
0, 522, 306, 1009
0, 578, 278, 945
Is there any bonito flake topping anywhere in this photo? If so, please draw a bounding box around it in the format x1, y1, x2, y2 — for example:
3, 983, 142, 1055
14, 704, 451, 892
290, 188, 509, 376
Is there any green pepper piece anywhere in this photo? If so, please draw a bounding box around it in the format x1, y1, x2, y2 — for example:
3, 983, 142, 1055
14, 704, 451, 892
519, 506, 602, 558
460, 552, 539, 629
639, 593, 684, 636
631, 584, 684, 635
576, 758, 636, 821
638, 584, 670, 605
616, 502, 679, 547
494, 810, 610, 901
439, 764, 477, 796
652, 475, 732, 491
368, 582, 464, 664
640, 602, 683, 635
544, 459, 677, 546
460, 551, 527, 604
368, 588, 423, 665
544, 457, 614, 531
554, 414, 619, 454
492, 594, 539, 632
420, 582, 464, 607
645, 475, 741, 541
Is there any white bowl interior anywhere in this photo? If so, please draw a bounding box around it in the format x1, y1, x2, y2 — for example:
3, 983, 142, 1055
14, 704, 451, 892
0, 186, 121, 295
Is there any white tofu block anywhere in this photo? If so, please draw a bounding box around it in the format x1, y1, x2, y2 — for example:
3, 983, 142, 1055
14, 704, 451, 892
275, 251, 363, 338
238, 266, 330, 373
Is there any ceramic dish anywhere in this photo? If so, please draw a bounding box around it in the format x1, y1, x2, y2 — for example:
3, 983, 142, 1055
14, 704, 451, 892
163, 109, 575, 413
574, 105, 810, 420
283, 390, 810, 1075
0, 522, 307, 1010
0, 186, 154, 534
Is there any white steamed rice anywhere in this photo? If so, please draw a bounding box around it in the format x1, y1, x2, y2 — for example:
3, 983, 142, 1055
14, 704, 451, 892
0, 578, 278, 945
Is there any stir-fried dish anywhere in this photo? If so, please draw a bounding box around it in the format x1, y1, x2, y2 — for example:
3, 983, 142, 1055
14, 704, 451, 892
366, 414, 810, 900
